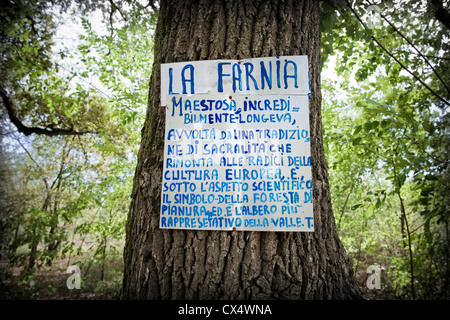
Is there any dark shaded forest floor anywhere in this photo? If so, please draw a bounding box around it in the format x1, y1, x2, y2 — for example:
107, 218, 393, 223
0, 257, 122, 300
0, 255, 399, 300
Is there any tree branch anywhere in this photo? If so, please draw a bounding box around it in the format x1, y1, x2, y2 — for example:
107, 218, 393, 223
15, 136, 50, 190
50, 138, 71, 190
392, 50, 450, 62
144, 0, 158, 12
108, 0, 128, 22
428, 0, 450, 30
346, 0, 450, 107
0, 86, 93, 137
337, 182, 355, 228
366, 0, 450, 96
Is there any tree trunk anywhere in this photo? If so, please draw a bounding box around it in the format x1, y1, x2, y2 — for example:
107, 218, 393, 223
121, 0, 363, 300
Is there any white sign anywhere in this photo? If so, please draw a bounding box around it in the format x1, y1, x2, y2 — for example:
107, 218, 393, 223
160, 56, 314, 231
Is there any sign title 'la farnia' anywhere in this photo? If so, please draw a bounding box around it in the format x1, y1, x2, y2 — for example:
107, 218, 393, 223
160, 56, 310, 106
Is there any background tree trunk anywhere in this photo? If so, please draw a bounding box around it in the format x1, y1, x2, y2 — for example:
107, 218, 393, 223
121, 0, 363, 300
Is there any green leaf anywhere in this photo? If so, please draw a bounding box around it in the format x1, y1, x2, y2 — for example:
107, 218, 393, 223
352, 137, 362, 145
351, 204, 363, 210
375, 198, 381, 209
355, 101, 365, 108
353, 125, 362, 135
422, 121, 434, 134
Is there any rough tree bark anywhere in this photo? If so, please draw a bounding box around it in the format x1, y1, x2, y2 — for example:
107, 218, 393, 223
121, 0, 363, 300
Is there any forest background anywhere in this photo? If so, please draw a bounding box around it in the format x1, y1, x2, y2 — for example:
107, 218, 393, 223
0, 0, 448, 300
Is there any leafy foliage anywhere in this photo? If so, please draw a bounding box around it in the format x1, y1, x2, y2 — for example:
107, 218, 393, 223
0, 0, 157, 295
321, 0, 449, 299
